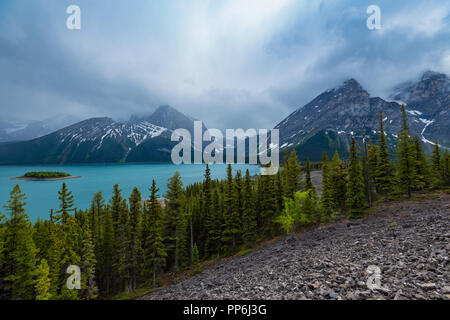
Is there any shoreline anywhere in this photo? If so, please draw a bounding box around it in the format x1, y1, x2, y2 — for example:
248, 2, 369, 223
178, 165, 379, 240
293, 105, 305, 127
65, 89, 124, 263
9, 176, 82, 181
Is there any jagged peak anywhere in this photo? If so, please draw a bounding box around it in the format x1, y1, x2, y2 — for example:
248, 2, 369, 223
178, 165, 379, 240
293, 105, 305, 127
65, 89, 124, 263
336, 78, 365, 92
420, 70, 447, 81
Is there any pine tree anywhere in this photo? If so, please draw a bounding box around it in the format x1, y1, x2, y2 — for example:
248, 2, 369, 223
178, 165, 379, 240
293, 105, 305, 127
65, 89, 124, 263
242, 169, 257, 248
375, 112, 393, 200
47, 223, 63, 298
53, 183, 76, 224
275, 169, 284, 214
35, 259, 52, 300
441, 150, 450, 186
89, 191, 105, 256
304, 158, 314, 193
80, 222, 98, 300
301, 190, 319, 224
142, 180, 167, 288
329, 151, 347, 212
3, 185, 38, 300
231, 170, 243, 244
284, 150, 301, 198
0, 212, 5, 298
203, 165, 214, 258
320, 152, 334, 222
258, 174, 278, 236
114, 199, 130, 292
192, 243, 201, 274
110, 184, 123, 231
362, 142, 373, 207
209, 189, 222, 257
222, 165, 240, 252
176, 200, 189, 270
412, 136, 430, 190
346, 138, 367, 216
52, 183, 81, 300
109, 185, 125, 293
127, 187, 142, 291
100, 210, 114, 296
164, 172, 184, 271
431, 142, 442, 186
396, 105, 416, 198
367, 141, 379, 193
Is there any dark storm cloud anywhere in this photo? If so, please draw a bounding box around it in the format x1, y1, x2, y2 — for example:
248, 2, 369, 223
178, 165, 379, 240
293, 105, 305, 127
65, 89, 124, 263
0, 0, 449, 129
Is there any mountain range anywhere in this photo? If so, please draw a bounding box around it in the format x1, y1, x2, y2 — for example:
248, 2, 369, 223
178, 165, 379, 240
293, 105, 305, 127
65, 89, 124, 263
0, 71, 448, 165
276, 71, 449, 161
0, 106, 200, 164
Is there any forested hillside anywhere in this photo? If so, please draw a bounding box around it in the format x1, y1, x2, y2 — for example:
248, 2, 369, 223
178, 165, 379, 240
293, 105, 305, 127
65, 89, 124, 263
0, 106, 449, 300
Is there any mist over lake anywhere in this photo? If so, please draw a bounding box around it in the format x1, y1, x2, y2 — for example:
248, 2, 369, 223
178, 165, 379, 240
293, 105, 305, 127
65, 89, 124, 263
0, 163, 259, 222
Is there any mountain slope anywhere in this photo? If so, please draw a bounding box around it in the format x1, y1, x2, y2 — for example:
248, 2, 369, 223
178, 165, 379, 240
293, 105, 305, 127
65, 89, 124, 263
276, 72, 449, 161
142, 193, 449, 300
0, 106, 197, 165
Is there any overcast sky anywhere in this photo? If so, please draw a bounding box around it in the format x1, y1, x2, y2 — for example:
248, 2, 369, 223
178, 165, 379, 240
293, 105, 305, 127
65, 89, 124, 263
0, 0, 449, 130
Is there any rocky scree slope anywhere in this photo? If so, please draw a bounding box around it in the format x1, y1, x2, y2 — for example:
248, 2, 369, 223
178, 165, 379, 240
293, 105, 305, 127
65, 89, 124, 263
142, 194, 450, 300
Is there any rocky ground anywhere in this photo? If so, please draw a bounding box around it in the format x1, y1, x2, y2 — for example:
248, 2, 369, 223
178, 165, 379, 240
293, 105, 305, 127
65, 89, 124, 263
142, 193, 450, 300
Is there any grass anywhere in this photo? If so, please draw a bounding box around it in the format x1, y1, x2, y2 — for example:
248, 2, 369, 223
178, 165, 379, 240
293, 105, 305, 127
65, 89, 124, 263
237, 248, 253, 256
111, 286, 154, 300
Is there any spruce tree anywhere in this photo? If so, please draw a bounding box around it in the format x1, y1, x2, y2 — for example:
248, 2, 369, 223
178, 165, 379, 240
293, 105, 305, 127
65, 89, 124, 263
209, 189, 223, 256
114, 199, 130, 292
192, 243, 201, 274
375, 112, 393, 200
329, 151, 347, 212
284, 150, 302, 198
441, 150, 450, 186
258, 174, 278, 236
203, 165, 214, 258
362, 142, 373, 207
0, 212, 5, 298
54, 183, 76, 224
412, 135, 430, 190
80, 223, 98, 299
222, 165, 239, 252
367, 141, 379, 193
100, 210, 114, 296
431, 142, 442, 186
231, 170, 243, 244
346, 138, 367, 216
242, 169, 257, 248
164, 172, 184, 271
176, 200, 189, 270
127, 187, 142, 291
53, 183, 80, 300
142, 180, 167, 288
305, 158, 314, 192
320, 152, 334, 222
110, 184, 123, 231
3, 185, 38, 300
35, 259, 52, 300
396, 105, 416, 198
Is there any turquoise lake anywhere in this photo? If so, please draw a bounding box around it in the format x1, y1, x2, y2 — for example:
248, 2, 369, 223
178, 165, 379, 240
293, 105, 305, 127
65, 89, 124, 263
0, 164, 259, 222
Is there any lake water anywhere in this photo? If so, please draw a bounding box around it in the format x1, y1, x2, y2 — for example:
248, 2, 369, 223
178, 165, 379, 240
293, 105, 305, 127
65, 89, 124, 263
0, 163, 259, 222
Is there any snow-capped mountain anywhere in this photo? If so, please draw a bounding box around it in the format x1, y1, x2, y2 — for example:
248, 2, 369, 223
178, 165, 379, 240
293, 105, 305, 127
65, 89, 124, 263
390, 71, 449, 147
275, 71, 449, 161
0, 106, 199, 164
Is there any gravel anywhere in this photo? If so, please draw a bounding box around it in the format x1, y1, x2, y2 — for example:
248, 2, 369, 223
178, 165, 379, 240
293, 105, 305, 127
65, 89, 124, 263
141, 194, 450, 300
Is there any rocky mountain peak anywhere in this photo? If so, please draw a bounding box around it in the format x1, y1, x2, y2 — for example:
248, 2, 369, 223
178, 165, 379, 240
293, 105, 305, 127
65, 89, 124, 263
420, 70, 448, 82
341, 78, 363, 90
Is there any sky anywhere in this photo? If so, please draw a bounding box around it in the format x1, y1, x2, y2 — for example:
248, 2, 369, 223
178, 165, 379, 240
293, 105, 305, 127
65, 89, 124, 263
0, 0, 449, 130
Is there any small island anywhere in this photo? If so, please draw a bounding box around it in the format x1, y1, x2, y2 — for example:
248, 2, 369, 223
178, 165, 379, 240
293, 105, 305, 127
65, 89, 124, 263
10, 171, 82, 181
